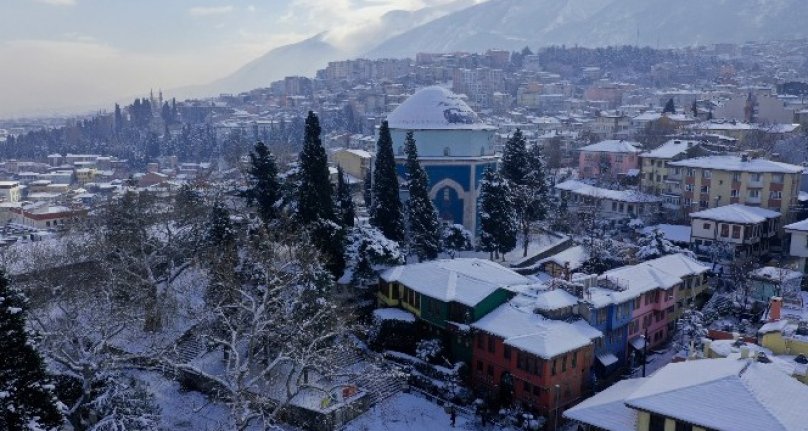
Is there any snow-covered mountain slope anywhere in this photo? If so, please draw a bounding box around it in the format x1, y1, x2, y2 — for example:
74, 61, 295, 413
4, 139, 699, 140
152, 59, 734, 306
366, 0, 808, 58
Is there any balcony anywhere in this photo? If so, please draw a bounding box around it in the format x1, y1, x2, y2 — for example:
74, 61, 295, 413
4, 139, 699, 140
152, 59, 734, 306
745, 196, 761, 205
748, 179, 764, 188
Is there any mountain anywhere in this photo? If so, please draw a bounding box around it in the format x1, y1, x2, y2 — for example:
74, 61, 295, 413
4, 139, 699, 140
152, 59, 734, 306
204, 33, 343, 95
366, 0, 808, 58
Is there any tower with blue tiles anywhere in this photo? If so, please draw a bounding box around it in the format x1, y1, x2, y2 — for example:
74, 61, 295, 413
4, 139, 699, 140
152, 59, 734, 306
386, 86, 497, 234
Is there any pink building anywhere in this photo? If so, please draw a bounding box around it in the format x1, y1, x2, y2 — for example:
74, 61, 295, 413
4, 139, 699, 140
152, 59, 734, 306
600, 262, 679, 355
578, 140, 641, 179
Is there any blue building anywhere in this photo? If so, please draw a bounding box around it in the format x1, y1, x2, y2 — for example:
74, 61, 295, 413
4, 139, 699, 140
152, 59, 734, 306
576, 284, 634, 377
386, 86, 498, 234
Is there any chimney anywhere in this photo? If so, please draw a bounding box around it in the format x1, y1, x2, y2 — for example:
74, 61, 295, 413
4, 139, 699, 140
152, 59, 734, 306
769, 296, 783, 322
740, 346, 750, 359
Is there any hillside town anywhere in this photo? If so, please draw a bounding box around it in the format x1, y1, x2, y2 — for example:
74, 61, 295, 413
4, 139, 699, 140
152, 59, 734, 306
3, 31, 808, 431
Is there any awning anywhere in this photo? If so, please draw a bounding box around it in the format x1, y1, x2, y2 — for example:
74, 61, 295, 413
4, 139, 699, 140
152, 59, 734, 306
629, 336, 646, 351
597, 352, 619, 367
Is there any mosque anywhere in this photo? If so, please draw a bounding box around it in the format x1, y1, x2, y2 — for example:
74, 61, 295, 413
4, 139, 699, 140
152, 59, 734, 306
386, 86, 498, 234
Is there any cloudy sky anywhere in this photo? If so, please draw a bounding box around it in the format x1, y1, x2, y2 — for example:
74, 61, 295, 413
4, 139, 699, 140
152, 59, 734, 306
0, 0, 463, 118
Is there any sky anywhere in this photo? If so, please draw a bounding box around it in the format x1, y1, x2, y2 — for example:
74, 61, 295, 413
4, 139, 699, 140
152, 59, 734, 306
0, 0, 465, 118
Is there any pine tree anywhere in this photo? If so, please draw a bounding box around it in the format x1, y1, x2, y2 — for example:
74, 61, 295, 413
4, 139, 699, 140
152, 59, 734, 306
500, 129, 529, 184
0, 270, 62, 430
404, 131, 441, 261
478, 168, 517, 260
297, 111, 335, 224
335, 166, 355, 228
519, 143, 550, 256
663, 97, 676, 114
207, 198, 235, 247
245, 141, 282, 224
370, 121, 405, 242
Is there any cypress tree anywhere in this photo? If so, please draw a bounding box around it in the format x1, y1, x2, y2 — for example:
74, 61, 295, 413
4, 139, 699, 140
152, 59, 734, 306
336, 166, 355, 228
518, 143, 550, 256
663, 97, 676, 114
478, 168, 517, 260
297, 111, 335, 224
404, 131, 441, 261
363, 168, 372, 208
370, 121, 405, 242
0, 270, 62, 430
245, 141, 281, 224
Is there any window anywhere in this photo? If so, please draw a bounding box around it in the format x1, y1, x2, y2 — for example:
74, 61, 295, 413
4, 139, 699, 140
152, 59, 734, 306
720, 224, 729, 237
675, 421, 694, 431
571, 351, 577, 368
649, 413, 667, 431
731, 189, 739, 198
488, 335, 495, 353
612, 202, 617, 211
700, 185, 709, 193
732, 172, 741, 182
703, 223, 711, 230
551, 359, 557, 376
751, 173, 762, 182
687, 169, 695, 177
524, 381, 532, 392
504, 346, 511, 360
749, 189, 760, 198
702, 170, 711, 178
772, 173, 784, 183
562, 355, 567, 372
770, 191, 782, 199
685, 184, 694, 192
657, 161, 663, 168
477, 334, 484, 349
732, 225, 741, 239
487, 364, 493, 377
533, 386, 541, 396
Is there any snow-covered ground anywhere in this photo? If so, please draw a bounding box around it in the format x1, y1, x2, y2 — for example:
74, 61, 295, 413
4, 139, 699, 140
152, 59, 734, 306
130, 370, 233, 431
343, 392, 513, 431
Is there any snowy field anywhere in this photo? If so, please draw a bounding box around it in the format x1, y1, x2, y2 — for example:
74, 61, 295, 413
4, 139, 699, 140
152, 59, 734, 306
343, 393, 514, 431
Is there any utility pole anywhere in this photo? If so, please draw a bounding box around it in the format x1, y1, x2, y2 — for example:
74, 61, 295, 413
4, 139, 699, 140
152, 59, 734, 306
554, 383, 561, 430
642, 328, 648, 377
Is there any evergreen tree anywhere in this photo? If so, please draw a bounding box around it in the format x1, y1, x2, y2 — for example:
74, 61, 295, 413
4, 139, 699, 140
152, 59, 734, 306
442, 223, 473, 259
335, 166, 355, 228
663, 97, 676, 114
691, 99, 699, 118
207, 198, 235, 247
297, 111, 335, 224
403, 131, 441, 261
370, 121, 405, 242
519, 143, 550, 256
478, 168, 517, 260
245, 141, 281, 224
0, 270, 62, 430
500, 129, 529, 184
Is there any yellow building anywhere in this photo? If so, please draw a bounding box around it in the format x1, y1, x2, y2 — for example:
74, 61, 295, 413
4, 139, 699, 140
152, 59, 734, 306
331, 149, 372, 182
667, 155, 803, 222
639, 139, 702, 196
565, 358, 808, 431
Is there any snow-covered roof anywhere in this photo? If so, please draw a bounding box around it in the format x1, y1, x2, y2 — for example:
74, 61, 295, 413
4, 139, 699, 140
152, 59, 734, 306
386, 86, 495, 131
601, 263, 681, 294
538, 245, 589, 271
380, 258, 531, 307
642, 253, 710, 279
373, 308, 416, 323
641, 224, 691, 243
556, 180, 662, 203
579, 140, 641, 153
624, 359, 808, 431
689, 204, 780, 224
564, 378, 646, 431
669, 155, 803, 173
784, 217, 808, 232
472, 304, 592, 359
532, 288, 579, 311
640, 140, 700, 159
751, 266, 802, 282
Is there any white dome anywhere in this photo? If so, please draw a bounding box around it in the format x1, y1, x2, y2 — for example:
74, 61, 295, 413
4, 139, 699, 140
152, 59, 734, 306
387, 86, 494, 131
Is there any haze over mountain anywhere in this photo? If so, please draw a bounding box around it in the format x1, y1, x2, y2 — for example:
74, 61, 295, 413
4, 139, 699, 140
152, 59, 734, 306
188, 0, 478, 96
366, 0, 808, 58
